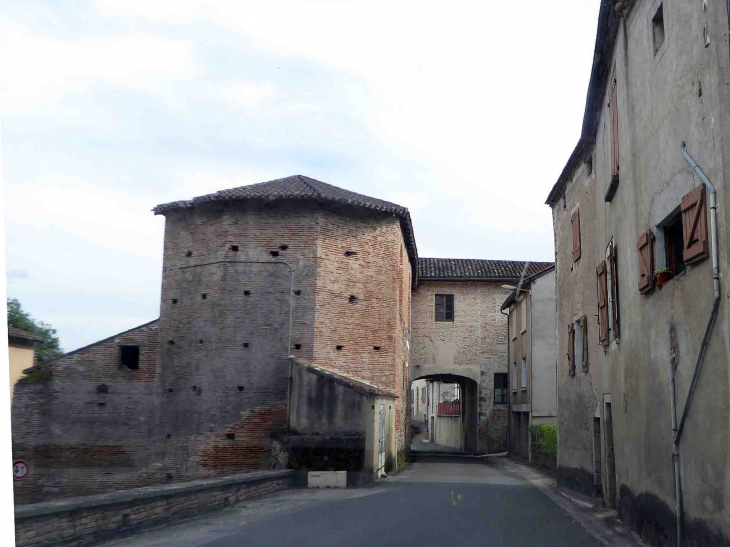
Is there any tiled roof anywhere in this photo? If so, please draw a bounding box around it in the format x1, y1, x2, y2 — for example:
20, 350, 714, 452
153, 175, 418, 282
418, 258, 554, 281
8, 327, 46, 342
292, 359, 398, 398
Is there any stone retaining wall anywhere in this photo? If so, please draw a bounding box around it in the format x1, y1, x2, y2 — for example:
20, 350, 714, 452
14, 470, 294, 547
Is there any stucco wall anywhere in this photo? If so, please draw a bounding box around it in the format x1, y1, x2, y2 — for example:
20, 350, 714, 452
553, 1, 730, 543
435, 415, 460, 450
8, 343, 34, 398
411, 281, 511, 453
530, 270, 557, 420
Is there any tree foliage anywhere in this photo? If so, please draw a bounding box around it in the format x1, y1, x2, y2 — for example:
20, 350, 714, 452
529, 423, 558, 455
6, 298, 64, 364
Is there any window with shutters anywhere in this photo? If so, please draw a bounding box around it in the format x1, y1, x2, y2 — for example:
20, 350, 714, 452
512, 362, 518, 392
606, 77, 620, 201
637, 230, 655, 294
572, 209, 582, 261
568, 323, 576, 377
597, 261, 609, 347
579, 316, 588, 372
521, 358, 527, 389
681, 185, 709, 265
435, 294, 454, 322
606, 239, 620, 340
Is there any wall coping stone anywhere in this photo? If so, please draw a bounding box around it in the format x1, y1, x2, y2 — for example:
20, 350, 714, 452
15, 469, 293, 520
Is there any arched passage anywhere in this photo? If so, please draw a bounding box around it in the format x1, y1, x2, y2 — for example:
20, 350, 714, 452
409, 373, 479, 455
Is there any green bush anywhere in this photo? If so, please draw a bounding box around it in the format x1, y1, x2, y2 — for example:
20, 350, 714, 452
529, 423, 557, 455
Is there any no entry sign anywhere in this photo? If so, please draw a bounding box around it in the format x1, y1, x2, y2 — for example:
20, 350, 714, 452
13, 460, 28, 481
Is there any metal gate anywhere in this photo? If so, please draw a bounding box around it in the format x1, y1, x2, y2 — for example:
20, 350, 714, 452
378, 404, 387, 477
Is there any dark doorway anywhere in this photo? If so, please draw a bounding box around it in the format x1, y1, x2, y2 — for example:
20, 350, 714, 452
604, 403, 617, 507
593, 418, 602, 496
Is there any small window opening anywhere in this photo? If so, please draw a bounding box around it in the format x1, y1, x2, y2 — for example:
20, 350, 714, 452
171, 298, 178, 304
192, 386, 197, 391
294, 344, 302, 350
120, 345, 140, 370
652, 4, 665, 55
201, 293, 207, 300
185, 251, 192, 257
166, 433, 171, 439
165, 473, 173, 482
663, 213, 686, 279
270, 250, 279, 257
336, 345, 344, 351
237, 386, 244, 391
97, 384, 108, 394
344, 250, 357, 257
198, 339, 204, 344
97, 402, 106, 407
226, 433, 236, 440
435, 294, 455, 322
374, 346, 381, 351
167, 387, 173, 393
294, 290, 301, 296
244, 290, 251, 296
279, 244, 288, 250
230, 245, 239, 252
349, 295, 358, 303
243, 342, 249, 348
168, 340, 175, 345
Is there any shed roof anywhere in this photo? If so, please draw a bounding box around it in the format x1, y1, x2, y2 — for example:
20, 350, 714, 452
8, 327, 46, 343
292, 358, 398, 398
154, 175, 418, 283
418, 258, 554, 282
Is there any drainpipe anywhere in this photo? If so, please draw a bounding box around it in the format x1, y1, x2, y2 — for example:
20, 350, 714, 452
668, 145, 721, 547
501, 306, 511, 454
179, 259, 296, 429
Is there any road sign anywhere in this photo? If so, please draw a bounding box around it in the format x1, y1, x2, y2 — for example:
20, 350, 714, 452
13, 460, 28, 481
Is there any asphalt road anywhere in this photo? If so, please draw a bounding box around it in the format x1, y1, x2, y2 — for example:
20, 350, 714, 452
107, 456, 604, 547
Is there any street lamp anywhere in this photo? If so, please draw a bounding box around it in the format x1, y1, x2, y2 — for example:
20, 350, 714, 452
501, 284, 531, 293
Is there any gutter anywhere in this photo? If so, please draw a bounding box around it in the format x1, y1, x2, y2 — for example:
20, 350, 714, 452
668, 145, 721, 547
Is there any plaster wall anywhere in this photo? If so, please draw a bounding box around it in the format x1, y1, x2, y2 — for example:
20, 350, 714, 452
553, 0, 730, 542
9, 342, 34, 398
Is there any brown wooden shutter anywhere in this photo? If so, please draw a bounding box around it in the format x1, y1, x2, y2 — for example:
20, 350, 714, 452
572, 209, 581, 262
637, 231, 654, 294
580, 315, 589, 372
608, 241, 620, 338
568, 322, 575, 376
681, 185, 709, 264
596, 261, 609, 346
610, 79, 619, 181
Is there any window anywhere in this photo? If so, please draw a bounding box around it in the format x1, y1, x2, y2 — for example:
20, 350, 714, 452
120, 345, 140, 370
435, 294, 454, 322
512, 363, 518, 392
511, 307, 517, 340
597, 260, 609, 346
652, 4, 665, 56
494, 374, 508, 404
422, 387, 426, 403
569, 317, 588, 375
663, 212, 686, 278
606, 240, 620, 340
521, 358, 527, 389
606, 77, 620, 201
680, 185, 709, 264
572, 209, 581, 261
568, 323, 576, 376
520, 299, 527, 333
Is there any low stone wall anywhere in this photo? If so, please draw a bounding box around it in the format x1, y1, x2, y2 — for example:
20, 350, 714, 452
14, 470, 294, 547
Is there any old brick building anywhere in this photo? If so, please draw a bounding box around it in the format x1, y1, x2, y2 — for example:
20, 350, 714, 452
12, 175, 546, 503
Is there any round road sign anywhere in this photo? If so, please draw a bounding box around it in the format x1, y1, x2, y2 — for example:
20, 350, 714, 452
13, 460, 28, 481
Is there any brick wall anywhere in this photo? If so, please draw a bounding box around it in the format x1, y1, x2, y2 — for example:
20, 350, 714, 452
11, 321, 161, 504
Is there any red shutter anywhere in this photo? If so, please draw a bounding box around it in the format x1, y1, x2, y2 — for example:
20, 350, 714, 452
610, 79, 619, 181
637, 231, 655, 294
681, 185, 709, 264
568, 323, 575, 376
580, 315, 589, 372
572, 209, 582, 262
608, 241, 620, 338
596, 262, 609, 346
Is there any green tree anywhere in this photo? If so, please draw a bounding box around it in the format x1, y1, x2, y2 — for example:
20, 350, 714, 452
6, 298, 64, 364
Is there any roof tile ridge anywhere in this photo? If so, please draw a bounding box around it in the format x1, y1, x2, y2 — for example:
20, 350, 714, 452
296, 175, 324, 198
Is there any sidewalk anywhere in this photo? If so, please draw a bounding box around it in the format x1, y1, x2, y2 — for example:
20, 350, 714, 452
496, 457, 646, 547
409, 422, 464, 455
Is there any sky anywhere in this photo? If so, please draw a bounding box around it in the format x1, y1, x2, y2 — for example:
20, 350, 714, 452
2, 0, 601, 353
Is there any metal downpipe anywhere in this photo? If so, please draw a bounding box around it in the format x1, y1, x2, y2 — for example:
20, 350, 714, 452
669, 146, 721, 547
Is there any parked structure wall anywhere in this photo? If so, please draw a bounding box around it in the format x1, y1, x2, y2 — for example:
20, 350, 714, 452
411, 281, 511, 453
551, 1, 730, 544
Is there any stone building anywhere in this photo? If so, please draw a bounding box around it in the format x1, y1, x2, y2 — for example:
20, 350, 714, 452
11, 175, 548, 503
410, 259, 553, 454
501, 265, 556, 463
546, 1, 730, 545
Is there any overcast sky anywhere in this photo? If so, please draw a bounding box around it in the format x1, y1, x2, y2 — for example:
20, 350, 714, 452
2, 1, 600, 353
